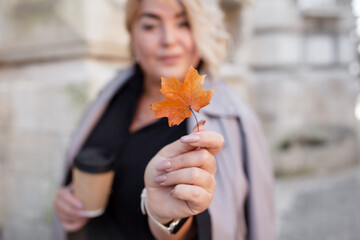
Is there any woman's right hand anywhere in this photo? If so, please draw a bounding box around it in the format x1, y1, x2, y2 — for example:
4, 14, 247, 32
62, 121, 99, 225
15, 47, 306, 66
144, 123, 224, 224
54, 185, 89, 232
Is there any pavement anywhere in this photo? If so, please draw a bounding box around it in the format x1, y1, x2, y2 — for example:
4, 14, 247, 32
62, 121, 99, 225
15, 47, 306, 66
275, 165, 360, 240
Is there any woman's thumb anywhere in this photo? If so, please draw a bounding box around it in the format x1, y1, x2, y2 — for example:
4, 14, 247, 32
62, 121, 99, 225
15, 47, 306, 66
191, 120, 206, 133
158, 120, 206, 158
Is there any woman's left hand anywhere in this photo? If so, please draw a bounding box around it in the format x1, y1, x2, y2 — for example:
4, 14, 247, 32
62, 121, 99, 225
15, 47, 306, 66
144, 124, 224, 224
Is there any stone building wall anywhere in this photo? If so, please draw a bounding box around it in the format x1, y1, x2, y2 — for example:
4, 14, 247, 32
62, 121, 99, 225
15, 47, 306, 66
248, 0, 359, 175
0, 0, 358, 239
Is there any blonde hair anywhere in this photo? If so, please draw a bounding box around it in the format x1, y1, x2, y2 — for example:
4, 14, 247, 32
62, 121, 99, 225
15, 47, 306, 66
125, 0, 229, 78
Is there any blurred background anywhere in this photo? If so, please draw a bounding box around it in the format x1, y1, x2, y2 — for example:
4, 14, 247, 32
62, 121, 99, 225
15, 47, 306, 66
0, 0, 359, 239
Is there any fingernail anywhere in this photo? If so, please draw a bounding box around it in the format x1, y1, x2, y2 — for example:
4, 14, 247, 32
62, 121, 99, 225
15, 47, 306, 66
156, 160, 171, 171
154, 174, 167, 183
199, 120, 206, 126
75, 202, 83, 209
181, 134, 200, 143
193, 120, 206, 131
78, 211, 88, 217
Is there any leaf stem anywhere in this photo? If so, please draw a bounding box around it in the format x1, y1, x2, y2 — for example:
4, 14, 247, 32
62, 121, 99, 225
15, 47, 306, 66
189, 108, 199, 132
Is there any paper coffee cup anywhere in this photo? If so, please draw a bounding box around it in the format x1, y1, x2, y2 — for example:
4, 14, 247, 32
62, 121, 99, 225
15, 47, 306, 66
73, 148, 115, 218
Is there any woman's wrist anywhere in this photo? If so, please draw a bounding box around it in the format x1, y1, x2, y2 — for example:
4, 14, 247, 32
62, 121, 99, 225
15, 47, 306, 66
141, 188, 187, 234
141, 188, 190, 234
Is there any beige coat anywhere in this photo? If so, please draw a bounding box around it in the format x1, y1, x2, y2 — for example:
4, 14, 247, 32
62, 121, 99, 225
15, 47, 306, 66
53, 66, 274, 240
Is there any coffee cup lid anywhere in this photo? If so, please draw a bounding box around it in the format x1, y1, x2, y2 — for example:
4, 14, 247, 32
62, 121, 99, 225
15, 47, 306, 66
74, 148, 115, 173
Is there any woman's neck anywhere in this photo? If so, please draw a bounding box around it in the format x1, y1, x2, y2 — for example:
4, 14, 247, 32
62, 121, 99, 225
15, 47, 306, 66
142, 75, 164, 102
129, 75, 164, 133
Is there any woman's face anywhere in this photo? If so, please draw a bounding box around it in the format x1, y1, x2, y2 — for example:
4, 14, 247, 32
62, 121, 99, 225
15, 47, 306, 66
131, 0, 200, 83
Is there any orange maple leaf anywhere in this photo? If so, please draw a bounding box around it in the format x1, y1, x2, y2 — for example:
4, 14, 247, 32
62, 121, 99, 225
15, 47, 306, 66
151, 66, 215, 127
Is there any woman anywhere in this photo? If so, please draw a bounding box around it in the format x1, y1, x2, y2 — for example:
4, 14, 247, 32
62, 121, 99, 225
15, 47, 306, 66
53, 0, 274, 239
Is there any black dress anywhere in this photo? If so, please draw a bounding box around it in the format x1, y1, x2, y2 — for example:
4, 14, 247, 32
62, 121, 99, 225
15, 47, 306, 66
67, 65, 211, 240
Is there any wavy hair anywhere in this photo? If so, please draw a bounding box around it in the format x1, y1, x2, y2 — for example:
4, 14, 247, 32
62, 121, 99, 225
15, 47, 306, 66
125, 0, 229, 78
